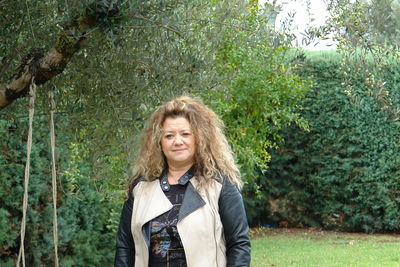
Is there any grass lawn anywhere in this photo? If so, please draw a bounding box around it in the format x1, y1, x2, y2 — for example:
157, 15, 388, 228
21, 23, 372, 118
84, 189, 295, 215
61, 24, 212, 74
250, 228, 400, 267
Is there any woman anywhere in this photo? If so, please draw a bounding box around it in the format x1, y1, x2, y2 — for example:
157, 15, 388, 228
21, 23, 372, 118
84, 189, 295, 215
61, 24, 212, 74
115, 96, 251, 267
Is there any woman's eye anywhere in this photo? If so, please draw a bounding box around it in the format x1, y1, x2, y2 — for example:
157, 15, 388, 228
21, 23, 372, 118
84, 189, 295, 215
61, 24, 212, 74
165, 135, 173, 139
182, 132, 191, 136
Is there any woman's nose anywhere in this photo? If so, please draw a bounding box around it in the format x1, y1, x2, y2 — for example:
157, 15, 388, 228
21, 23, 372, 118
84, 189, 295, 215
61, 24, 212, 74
173, 135, 183, 145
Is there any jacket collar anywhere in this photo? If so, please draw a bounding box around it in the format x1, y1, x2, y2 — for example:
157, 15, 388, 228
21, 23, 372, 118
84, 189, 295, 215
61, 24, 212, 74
159, 166, 194, 191
179, 181, 205, 221
158, 166, 205, 221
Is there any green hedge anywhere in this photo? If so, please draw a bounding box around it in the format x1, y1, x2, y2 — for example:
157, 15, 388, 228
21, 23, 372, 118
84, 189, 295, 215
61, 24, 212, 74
0, 116, 116, 266
262, 54, 400, 232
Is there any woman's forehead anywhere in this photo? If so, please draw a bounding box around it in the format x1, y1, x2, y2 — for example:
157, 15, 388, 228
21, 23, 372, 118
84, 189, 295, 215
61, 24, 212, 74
162, 116, 191, 130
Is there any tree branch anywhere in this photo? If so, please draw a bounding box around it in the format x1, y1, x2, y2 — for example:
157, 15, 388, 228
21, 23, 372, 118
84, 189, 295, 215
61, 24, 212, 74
0, 0, 121, 111
132, 14, 182, 37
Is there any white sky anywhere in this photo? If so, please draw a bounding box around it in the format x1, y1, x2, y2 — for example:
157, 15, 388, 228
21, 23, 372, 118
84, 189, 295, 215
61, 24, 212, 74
260, 0, 337, 50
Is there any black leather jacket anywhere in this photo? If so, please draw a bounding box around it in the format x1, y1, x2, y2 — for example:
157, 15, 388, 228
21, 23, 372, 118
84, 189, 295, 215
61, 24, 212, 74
114, 172, 251, 267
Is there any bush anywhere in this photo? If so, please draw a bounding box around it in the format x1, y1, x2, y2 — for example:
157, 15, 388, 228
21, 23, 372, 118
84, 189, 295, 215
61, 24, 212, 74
0, 116, 116, 265
264, 53, 400, 232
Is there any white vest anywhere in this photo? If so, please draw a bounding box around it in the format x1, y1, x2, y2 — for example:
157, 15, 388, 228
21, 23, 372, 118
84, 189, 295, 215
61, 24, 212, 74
130, 178, 227, 267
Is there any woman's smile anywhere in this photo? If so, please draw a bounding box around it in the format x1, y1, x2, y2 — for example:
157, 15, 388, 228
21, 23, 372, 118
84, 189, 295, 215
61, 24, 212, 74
161, 116, 195, 167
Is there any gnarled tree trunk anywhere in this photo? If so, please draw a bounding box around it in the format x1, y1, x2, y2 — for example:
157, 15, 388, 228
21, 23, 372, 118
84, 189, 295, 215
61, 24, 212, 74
0, 1, 120, 111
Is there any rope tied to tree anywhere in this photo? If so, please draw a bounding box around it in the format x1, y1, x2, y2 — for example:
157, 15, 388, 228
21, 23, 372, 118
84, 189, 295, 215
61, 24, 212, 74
16, 81, 60, 267
49, 89, 59, 267
17, 77, 36, 267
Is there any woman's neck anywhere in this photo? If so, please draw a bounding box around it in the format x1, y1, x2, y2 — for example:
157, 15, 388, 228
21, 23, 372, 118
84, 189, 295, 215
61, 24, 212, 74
167, 163, 192, 184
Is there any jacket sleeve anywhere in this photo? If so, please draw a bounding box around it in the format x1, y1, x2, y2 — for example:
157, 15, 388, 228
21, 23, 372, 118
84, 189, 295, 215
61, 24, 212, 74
218, 178, 251, 267
114, 192, 135, 267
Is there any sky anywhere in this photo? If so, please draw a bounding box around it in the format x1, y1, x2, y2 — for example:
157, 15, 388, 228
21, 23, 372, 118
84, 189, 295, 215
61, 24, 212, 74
260, 0, 337, 50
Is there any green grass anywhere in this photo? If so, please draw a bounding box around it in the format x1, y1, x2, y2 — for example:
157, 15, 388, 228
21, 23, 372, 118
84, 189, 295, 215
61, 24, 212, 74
251, 228, 400, 267
303, 49, 340, 62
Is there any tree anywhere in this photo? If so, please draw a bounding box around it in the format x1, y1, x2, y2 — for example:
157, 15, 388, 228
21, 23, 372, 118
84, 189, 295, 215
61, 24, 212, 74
309, 0, 400, 61
258, 0, 400, 231
1, 0, 310, 171
197, 3, 310, 224
1, 0, 312, 262
0, 0, 122, 110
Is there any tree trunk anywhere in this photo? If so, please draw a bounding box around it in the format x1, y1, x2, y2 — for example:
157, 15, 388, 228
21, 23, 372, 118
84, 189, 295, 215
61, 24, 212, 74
0, 1, 120, 111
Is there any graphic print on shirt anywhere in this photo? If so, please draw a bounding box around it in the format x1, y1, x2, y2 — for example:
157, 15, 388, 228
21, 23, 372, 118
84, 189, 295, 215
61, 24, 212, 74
149, 184, 187, 267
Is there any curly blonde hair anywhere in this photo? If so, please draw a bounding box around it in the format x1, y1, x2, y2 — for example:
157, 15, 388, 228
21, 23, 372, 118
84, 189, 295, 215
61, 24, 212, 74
128, 95, 242, 191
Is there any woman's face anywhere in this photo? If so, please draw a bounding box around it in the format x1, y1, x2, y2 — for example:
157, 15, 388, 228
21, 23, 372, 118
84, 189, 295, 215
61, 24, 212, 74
161, 116, 195, 168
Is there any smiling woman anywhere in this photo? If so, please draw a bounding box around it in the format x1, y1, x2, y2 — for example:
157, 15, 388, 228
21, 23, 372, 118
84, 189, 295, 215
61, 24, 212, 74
114, 96, 251, 267
161, 117, 196, 184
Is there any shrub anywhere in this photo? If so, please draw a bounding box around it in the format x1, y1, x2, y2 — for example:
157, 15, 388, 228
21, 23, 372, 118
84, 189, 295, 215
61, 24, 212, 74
0, 116, 116, 265
264, 53, 400, 232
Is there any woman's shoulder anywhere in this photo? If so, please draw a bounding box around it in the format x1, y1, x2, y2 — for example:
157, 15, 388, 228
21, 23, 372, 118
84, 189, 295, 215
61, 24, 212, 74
131, 176, 146, 188
201, 176, 236, 196
214, 175, 238, 188
127, 176, 146, 196
215, 176, 242, 197
130, 176, 161, 192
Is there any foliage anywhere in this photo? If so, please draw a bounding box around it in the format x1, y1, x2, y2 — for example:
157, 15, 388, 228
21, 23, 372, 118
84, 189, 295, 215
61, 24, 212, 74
304, 0, 400, 63
1, 0, 309, 172
276, 0, 400, 233
194, 5, 311, 225
1, 0, 313, 264
330, 0, 399, 48
0, 114, 117, 265
265, 52, 400, 232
